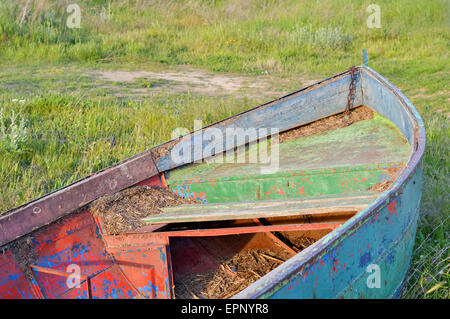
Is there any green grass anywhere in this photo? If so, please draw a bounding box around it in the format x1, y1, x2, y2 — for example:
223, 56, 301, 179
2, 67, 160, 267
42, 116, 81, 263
1, 0, 448, 75
0, 0, 448, 298
0, 89, 255, 210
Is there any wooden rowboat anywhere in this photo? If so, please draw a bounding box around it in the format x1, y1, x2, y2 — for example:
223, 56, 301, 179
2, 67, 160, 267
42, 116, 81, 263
0, 66, 425, 299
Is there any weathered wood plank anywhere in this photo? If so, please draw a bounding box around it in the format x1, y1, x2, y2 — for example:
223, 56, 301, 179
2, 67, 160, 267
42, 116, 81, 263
0, 151, 159, 247
162, 193, 378, 211
142, 193, 378, 224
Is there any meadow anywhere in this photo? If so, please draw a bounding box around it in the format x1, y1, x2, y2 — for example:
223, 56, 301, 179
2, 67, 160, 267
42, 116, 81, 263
0, 0, 448, 298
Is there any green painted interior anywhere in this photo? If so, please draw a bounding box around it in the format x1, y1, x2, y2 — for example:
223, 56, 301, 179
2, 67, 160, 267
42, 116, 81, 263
165, 112, 411, 204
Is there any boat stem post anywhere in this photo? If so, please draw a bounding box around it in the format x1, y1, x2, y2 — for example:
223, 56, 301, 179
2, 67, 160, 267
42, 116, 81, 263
363, 49, 369, 67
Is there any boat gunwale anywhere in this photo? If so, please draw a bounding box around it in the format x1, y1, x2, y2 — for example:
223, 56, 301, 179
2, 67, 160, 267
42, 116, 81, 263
233, 66, 426, 299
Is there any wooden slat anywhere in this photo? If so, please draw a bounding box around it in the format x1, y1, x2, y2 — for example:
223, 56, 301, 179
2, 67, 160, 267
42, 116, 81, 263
252, 218, 297, 255
131, 222, 342, 238
0, 151, 159, 247
142, 193, 378, 224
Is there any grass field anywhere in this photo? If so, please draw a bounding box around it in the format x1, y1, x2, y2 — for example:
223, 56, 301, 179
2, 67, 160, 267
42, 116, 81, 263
0, 0, 448, 298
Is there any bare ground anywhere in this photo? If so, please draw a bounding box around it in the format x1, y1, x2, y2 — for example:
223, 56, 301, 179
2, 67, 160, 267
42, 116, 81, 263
86, 66, 319, 99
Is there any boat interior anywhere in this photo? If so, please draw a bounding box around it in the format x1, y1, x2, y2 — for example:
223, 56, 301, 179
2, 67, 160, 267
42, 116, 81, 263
145, 105, 411, 298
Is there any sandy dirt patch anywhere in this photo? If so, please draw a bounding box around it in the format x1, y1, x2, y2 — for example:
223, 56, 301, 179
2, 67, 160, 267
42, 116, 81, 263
87, 66, 318, 99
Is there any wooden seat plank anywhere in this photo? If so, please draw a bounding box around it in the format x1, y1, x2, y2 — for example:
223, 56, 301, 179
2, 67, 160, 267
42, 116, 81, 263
142, 192, 378, 224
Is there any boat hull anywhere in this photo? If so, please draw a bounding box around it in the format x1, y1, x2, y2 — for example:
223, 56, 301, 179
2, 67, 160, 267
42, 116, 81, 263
235, 67, 425, 299
0, 67, 425, 299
